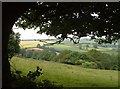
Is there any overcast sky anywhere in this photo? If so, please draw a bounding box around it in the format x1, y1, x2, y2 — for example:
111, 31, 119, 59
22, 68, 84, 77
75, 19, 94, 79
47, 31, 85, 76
12, 24, 56, 40
12, 12, 100, 40
12, 24, 92, 40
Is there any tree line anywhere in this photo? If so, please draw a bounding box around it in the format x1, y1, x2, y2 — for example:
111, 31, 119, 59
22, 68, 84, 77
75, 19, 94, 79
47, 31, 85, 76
19, 49, 119, 71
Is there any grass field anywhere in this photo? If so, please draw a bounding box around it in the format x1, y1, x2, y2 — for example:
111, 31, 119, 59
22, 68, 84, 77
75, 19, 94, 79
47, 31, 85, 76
20, 41, 42, 48
19, 40, 118, 55
19, 41, 55, 48
10, 57, 118, 87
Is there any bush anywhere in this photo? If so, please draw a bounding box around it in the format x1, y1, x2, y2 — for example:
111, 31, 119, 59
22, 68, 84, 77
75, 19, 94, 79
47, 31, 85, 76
79, 53, 95, 62
52, 50, 72, 62
75, 60, 85, 65
95, 61, 104, 69
20, 49, 26, 57
19, 49, 56, 61
38, 50, 55, 61
56, 50, 95, 65
11, 66, 43, 88
81, 62, 98, 69
11, 66, 63, 89
86, 49, 118, 70
32, 51, 40, 59
52, 50, 95, 66
87, 49, 102, 61
59, 51, 79, 64
25, 51, 34, 58
111, 65, 119, 70
19, 49, 118, 70
8, 32, 20, 59
48, 53, 56, 61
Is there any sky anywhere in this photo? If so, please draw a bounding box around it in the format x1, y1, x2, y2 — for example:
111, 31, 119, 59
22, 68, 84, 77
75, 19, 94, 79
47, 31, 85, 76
12, 12, 99, 40
12, 24, 92, 40
12, 24, 56, 40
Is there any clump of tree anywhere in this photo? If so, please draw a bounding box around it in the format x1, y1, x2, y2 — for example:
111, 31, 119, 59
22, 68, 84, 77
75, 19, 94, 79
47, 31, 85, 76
19, 49, 119, 70
20, 49, 56, 61
8, 31, 20, 59
86, 49, 119, 70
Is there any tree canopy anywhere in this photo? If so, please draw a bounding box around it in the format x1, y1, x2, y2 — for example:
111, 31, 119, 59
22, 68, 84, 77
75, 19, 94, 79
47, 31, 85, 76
15, 2, 120, 44
8, 31, 20, 59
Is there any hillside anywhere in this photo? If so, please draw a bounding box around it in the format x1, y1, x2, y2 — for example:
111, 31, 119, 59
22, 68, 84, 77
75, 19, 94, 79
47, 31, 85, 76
10, 57, 118, 87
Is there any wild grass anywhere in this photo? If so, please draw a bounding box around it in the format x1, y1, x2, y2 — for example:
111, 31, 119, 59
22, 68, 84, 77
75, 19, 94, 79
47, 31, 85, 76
10, 57, 118, 87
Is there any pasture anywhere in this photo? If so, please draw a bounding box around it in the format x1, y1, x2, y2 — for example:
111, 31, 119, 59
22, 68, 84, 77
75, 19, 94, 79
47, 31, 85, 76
19, 40, 118, 55
10, 57, 118, 87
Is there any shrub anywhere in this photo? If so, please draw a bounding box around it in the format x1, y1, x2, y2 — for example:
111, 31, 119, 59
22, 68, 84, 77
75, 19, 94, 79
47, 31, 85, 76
87, 49, 102, 61
8, 32, 20, 59
25, 51, 33, 58
75, 60, 85, 65
111, 65, 119, 70
48, 53, 56, 61
39, 50, 54, 61
11, 66, 63, 89
86, 49, 118, 70
19, 49, 56, 61
19, 49, 118, 70
32, 51, 40, 59
79, 53, 95, 61
95, 61, 104, 69
53, 50, 95, 65
81, 62, 98, 69
11, 66, 43, 88
60, 51, 79, 64
95, 53, 113, 70
53, 50, 72, 62
20, 49, 26, 57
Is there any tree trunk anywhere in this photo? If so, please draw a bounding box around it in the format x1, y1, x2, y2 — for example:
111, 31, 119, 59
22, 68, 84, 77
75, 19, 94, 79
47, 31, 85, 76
2, 2, 36, 88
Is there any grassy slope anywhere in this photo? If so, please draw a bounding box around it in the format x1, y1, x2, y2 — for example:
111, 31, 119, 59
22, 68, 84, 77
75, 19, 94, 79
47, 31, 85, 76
10, 57, 118, 87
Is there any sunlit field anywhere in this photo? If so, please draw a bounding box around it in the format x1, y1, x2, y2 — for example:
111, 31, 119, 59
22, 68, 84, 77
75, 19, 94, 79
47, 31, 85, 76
19, 40, 118, 55
19, 40, 55, 48
10, 57, 118, 87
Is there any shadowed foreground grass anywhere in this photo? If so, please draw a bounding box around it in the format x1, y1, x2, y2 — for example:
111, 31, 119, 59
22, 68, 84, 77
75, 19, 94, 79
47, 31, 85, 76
10, 57, 118, 87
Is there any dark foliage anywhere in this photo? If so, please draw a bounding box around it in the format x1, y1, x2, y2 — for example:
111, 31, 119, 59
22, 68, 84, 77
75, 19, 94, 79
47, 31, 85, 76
8, 31, 20, 59
16, 2, 120, 44
19, 48, 119, 70
20, 49, 56, 61
11, 66, 63, 89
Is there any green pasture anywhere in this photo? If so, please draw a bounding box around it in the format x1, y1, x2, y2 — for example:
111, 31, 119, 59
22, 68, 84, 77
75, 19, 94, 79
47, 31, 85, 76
10, 57, 118, 87
19, 40, 118, 55
48, 44, 86, 52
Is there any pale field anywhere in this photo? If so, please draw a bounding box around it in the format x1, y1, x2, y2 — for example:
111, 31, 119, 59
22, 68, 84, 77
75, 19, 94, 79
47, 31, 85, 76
19, 41, 54, 48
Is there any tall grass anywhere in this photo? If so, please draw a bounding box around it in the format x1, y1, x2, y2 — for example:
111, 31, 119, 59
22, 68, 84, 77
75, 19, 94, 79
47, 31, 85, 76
10, 57, 118, 87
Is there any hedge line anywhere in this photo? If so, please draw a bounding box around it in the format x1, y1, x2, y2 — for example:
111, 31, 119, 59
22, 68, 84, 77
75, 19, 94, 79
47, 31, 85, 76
19, 49, 119, 70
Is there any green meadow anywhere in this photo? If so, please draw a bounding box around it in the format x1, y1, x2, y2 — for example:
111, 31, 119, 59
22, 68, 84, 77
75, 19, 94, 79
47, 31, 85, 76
10, 57, 118, 87
19, 40, 118, 55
